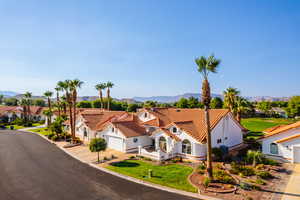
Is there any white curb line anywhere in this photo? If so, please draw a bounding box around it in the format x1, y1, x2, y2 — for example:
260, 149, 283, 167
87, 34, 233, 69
20, 130, 222, 200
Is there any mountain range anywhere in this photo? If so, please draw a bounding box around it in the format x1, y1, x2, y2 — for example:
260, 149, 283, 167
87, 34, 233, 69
0, 91, 292, 103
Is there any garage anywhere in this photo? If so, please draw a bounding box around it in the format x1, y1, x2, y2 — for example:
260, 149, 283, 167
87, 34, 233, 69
293, 146, 300, 163
107, 136, 124, 152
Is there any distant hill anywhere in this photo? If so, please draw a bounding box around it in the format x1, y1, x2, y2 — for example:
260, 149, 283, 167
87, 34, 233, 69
0, 91, 19, 97
133, 93, 222, 103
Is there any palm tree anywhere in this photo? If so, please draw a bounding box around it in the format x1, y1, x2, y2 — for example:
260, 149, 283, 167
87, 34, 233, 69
43, 109, 53, 129
223, 87, 240, 115
44, 91, 53, 126
19, 98, 28, 122
235, 96, 250, 122
70, 79, 84, 142
24, 92, 32, 122
106, 81, 114, 110
60, 95, 67, 115
195, 54, 221, 179
95, 83, 107, 109
55, 87, 62, 117
58, 80, 73, 138
247, 150, 264, 167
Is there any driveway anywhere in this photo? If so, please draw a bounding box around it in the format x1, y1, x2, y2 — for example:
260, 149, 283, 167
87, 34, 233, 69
281, 164, 300, 200
0, 130, 198, 200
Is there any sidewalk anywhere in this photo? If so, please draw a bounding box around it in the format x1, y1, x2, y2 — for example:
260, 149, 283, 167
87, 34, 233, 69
281, 164, 300, 200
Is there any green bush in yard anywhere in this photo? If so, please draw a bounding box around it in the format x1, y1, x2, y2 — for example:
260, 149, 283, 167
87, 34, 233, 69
51, 135, 59, 141
47, 132, 55, 139
89, 138, 107, 163
256, 171, 273, 179
203, 177, 211, 188
213, 169, 235, 184
230, 162, 255, 176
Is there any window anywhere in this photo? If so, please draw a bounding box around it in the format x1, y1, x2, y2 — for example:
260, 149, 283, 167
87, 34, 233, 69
112, 127, 115, 132
159, 137, 167, 152
84, 127, 87, 137
133, 138, 138, 143
172, 127, 177, 133
144, 112, 148, 118
270, 143, 278, 154
225, 137, 228, 140
182, 139, 191, 154
217, 139, 222, 144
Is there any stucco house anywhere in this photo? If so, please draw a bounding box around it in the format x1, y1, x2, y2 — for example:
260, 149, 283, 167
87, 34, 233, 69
0, 106, 46, 122
81, 108, 246, 161
260, 121, 300, 163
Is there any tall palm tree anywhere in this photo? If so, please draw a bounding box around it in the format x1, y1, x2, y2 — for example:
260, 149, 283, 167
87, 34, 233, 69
95, 83, 107, 109
44, 91, 53, 126
60, 95, 67, 115
195, 55, 221, 179
223, 87, 240, 115
19, 98, 28, 122
55, 86, 62, 117
58, 80, 73, 138
24, 92, 32, 122
70, 79, 84, 142
106, 81, 114, 110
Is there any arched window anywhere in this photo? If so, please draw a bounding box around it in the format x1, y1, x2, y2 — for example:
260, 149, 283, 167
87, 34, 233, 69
270, 143, 278, 155
182, 139, 192, 154
159, 137, 167, 152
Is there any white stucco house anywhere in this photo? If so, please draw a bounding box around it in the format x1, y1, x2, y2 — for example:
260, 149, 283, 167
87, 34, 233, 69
0, 106, 46, 122
74, 108, 246, 161
260, 121, 300, 163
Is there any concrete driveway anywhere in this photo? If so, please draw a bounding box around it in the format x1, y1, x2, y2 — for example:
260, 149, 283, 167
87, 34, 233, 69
281, 164, 300, 200
0, 130, 198, 200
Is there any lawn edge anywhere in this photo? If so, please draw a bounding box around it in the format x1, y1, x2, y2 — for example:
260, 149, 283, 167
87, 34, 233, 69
20, 130, 222, 200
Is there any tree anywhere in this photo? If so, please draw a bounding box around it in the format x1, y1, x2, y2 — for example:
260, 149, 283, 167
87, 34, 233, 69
43, 109, 53, 128
210, 97, 223, 109
235, 97, 251, 122
286, 96, 300, 118
89, 138, 107, 163
106, 81, 114, 110
188, 97, 200, 108
223, 87, 240, 115
0, 94, 3, 105
95, 83, 107, 110
127, 103, 141, 112
24, 92, 32, 122
4, 98, 18, 106
195, 54, 221, 179
44, 91, 53, 125
70, 79, 84, 142
33, 99, 46, 107
257, 101, 272, 116
246, 150, 264, 167
55, 86, 62, 117
176, 98, 189, 108
143, 101, 157, 108
77, 101, 92, 108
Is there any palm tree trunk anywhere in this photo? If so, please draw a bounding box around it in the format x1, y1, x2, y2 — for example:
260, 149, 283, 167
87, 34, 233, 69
204, 105, 213, 179
99, 90, 103, 109
57, 92, 61, 117
72, 90, 77, 142
236, 112, 241, 123
107, 88, 110, 110
67, 96, 74, 143
48, 97, 52, 125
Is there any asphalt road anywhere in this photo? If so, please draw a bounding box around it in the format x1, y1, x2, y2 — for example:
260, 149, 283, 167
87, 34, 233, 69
0, 130, 198, 200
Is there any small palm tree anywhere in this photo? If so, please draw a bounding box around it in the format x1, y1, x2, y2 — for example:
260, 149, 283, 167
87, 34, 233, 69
195, 54, 221, 179
95, 83, 107, 109
106, 81, 114, 110
223, 87, 240, 115
43, 109, 53, 128
70, 79, 84, 142
247, 150, 264, 167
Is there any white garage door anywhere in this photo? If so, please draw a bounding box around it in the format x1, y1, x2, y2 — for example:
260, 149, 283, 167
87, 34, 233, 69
107, 136, 123, 152
293, 146, 300, 163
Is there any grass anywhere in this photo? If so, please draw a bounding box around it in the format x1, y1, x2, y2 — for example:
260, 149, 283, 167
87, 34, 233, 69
106, 160, 197, 193
5, 122, 44, 130
27, 127, 51, 136
241, 118, 296, 140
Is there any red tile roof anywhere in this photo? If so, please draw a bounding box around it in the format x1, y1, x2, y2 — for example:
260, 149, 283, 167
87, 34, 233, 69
262, 121, 300, 139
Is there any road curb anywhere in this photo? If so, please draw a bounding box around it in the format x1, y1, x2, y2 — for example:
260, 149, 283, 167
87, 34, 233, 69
20, 130, 222, 200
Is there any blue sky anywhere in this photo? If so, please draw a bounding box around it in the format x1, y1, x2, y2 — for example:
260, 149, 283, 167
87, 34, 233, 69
0, 0, 299, 98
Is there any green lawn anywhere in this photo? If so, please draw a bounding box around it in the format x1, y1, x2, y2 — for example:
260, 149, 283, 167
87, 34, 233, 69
5, 123, 44, 130
106, 160, 197, 193
241, 118, 296, 140
27, 127, 50, 136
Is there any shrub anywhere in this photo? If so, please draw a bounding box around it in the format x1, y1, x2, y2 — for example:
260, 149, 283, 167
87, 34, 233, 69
255, 178, 266, 185
230, 162, 255, 176
256, 171, 273, 179
198, 169, 205, 175
239, 182, 252, 190
198, 164, 206, 170
51, 135, 58, 141
129, 156, 135, 159
213, 169, 235, 184
212, 147, 223, 161
103, 156, 108, 160
47, 132, 55, 139
255, 164, 265, 170
262, 158, 279, 166
203, 177, 211, 188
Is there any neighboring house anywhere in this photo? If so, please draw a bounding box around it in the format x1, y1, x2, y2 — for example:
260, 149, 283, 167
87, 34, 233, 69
271, 107, 288, 118
260, 121, 300, 163
94, 108, 246, 161
0, 106, 46, 122
74, 109, 126, 142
